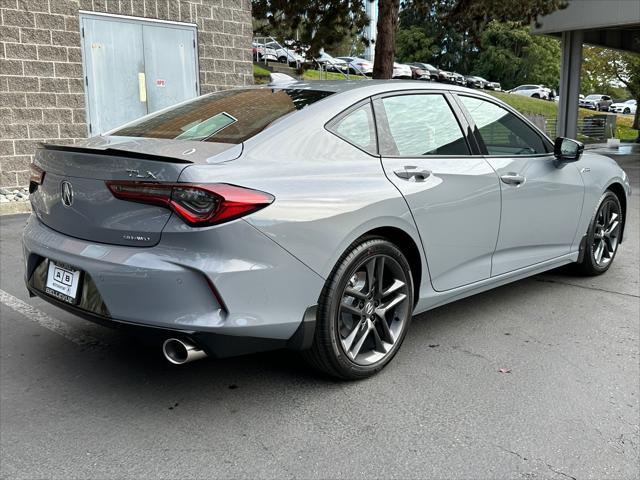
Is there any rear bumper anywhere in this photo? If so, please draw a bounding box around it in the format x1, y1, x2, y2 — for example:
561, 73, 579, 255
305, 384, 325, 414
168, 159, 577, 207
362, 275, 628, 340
23, 214, 324, 352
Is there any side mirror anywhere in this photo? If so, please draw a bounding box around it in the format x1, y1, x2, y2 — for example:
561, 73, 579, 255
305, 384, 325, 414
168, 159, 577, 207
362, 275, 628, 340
554, 137, 584, 162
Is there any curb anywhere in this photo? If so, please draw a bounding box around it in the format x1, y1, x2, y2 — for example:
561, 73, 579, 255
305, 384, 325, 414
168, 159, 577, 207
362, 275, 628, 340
0, 201, 31, 216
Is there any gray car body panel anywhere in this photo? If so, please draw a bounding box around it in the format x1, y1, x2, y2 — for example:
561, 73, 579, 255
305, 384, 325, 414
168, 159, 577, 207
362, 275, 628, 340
23, 80, 632, 351
24, 214, 324, 339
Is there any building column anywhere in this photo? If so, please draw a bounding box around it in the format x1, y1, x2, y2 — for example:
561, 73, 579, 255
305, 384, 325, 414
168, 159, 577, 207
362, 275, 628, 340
557, 30, 583, 139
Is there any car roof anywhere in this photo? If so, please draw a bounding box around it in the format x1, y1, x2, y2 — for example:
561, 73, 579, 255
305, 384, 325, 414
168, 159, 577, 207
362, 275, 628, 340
260, 79, 499, 98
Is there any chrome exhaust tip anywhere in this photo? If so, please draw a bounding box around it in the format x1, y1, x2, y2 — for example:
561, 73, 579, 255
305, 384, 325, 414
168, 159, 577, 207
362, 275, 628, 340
162, 338, 207, 365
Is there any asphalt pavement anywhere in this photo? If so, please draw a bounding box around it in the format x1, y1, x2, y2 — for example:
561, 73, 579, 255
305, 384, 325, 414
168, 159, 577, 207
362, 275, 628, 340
0, 155, 638, 479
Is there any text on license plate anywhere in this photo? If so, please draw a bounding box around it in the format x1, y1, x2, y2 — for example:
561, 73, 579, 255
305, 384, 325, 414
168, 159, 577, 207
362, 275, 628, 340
45, 261, 81, 303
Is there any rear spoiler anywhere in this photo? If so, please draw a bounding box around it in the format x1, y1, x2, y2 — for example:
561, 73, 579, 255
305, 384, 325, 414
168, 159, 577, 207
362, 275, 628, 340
38, 143, 194, 164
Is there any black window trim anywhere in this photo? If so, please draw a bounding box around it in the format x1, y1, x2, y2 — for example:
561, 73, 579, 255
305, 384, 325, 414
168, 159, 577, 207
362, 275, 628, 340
324, 98, 380, 157
452, 92, 555, 157
370, 89, 482, 159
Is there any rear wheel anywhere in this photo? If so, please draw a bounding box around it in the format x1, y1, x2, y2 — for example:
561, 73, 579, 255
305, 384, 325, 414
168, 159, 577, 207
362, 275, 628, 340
624, 107, 631, 114
575, 191, 622, 275
303, 238, 414, 380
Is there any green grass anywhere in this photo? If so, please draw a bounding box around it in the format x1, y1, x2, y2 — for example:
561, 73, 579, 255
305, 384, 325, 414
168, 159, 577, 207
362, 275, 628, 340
253, 63, 271, 84
253, 64, 367, 83
301, 69, 367, 81
615, 115, 637, 141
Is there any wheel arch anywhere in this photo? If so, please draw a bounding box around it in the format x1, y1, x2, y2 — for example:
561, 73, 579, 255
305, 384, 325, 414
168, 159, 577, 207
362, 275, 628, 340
607, 182, 627, 242
355, 226, 423, 306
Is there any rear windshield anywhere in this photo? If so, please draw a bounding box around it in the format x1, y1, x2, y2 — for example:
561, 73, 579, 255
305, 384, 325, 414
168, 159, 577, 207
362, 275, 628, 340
111, 88, 333, 143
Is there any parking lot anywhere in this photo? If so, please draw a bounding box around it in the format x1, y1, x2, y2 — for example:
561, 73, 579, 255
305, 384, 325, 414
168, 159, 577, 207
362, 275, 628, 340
0, 154, 638, 479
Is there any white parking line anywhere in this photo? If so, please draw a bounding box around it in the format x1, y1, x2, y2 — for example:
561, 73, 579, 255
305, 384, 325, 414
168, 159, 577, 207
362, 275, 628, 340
0, 289, 100, 347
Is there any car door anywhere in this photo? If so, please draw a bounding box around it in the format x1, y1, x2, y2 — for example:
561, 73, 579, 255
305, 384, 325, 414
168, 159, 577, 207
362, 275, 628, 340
456, 94, 584, 276
374, 92, 501, 292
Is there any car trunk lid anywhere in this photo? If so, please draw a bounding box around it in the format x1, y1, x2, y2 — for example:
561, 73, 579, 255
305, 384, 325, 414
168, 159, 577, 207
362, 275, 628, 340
30, 138, 241, 247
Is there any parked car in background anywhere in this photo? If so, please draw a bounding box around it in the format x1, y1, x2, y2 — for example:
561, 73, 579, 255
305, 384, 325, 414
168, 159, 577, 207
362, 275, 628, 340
408, 62, 439, 81
265, 41, 304, 65
579, 94, 613, 111
465, 76, 488, 89
608, 99, 636, 114
437, 70, 455, 84
392, 62, 413, 79
336, 56, 373, 76
509, 85, 550, 100
451, 72, 466, 86
313, 52, 348, 73
252, 42, 278, 62
486, 81, 501, 91
254, 37, 307, 65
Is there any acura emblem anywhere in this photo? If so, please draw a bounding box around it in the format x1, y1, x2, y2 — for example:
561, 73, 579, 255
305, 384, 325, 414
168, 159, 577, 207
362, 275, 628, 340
61, 181, 73, 207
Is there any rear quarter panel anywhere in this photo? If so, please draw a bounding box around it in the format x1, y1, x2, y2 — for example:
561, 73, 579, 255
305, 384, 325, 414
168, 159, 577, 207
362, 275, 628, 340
178, 97, 431, 305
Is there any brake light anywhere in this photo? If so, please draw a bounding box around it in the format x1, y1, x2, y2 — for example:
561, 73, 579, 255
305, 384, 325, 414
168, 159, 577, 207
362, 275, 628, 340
106, 181, 274, 227
29, 163, 45, 193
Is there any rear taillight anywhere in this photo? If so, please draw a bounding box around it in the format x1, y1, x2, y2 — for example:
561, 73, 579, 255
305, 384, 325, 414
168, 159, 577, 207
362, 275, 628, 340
106, 181, 274, 227
29, 163, 45, 193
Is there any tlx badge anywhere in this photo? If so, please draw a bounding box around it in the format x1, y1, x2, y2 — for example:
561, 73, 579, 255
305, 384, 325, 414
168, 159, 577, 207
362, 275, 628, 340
126, 169, 158, 180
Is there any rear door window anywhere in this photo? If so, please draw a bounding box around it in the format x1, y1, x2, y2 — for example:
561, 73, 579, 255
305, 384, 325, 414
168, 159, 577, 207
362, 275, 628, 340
111, 88, 333, 143
378, 94, 470, 156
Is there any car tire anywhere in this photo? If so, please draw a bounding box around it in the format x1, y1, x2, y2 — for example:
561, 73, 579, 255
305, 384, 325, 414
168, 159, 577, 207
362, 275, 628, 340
574, 191, 623, 276
303, 238, 414, 380
624, 108, 631, 114
278, 56, 287, 63
532, 93, 540, 99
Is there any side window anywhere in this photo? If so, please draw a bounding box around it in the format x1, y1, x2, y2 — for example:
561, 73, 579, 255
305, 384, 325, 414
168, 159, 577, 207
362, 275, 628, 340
329, 102, 377, 154
379, 94, 470, 156
459, 96, 547, 155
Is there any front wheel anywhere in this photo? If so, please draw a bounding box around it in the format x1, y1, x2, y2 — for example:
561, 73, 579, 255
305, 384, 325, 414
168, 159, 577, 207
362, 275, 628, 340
624, 108, 631, 114
303, 238, 414, 380
575, 191, 623, 275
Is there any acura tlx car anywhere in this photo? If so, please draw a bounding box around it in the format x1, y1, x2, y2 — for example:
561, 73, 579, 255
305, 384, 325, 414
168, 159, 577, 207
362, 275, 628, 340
23, 81, 631, 379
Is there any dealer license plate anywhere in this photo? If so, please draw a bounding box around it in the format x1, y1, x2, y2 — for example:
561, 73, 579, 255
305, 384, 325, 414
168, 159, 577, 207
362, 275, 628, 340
45, 261, 81, 304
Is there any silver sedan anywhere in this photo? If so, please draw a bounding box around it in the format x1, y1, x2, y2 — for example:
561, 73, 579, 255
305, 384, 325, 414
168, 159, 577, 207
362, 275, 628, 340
23, 81, 631, 379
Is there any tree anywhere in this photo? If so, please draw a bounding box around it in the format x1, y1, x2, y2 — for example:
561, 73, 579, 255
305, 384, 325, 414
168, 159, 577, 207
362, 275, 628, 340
472, 21, 560, 90
395, 26, 438, 63
372, 0, 567, 78
372, 0, 401, 78
252, 1, 369, 59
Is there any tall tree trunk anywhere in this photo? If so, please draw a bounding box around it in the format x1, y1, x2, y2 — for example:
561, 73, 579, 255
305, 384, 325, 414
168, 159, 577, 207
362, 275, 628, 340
372, 0, 400, 79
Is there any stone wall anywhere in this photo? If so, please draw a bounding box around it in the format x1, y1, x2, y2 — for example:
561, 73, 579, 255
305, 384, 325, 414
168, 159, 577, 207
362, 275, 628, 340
0, 0, 253, 188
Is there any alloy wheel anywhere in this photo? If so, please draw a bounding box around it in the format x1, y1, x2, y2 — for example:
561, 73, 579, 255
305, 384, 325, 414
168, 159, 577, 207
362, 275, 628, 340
338, 254, 410, 366
592, 198, 621, 267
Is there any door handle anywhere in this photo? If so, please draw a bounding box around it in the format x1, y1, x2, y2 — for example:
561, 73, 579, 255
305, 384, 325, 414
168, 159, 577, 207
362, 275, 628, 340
500, 173, 526, 186
394, 166, 432, 182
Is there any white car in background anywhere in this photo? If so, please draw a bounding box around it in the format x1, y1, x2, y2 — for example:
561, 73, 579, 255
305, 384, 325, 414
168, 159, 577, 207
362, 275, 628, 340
265, 41, 304, 65
509, 84, 550, 100
314, 52, 349, 73
252, 42, 278, 62
392, 62, 412, 79
609, 99, 637, 115
336, 57, 373, 76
